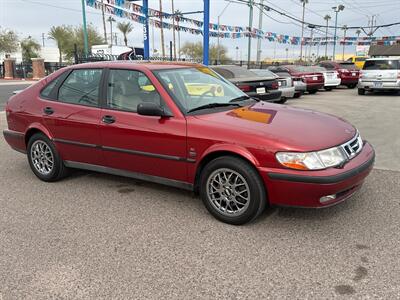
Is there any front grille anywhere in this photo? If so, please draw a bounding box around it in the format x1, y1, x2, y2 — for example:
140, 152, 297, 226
340, 132, 363, 159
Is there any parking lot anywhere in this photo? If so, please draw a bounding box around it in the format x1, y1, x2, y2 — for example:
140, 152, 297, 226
0, 86, 399, 298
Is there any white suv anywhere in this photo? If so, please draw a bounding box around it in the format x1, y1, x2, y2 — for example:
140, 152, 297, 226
358, 58, 400, 95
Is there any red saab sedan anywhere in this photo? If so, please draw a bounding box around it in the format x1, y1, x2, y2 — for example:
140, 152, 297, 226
3, 62, 375, 225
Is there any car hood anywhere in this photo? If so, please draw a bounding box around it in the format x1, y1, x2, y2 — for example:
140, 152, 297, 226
193, 102, 356, 152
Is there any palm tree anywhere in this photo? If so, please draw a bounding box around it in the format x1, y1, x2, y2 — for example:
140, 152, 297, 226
299, 0, 309, 60
117, 21, 134, 46
20, 36, 41, 62
323, 14, 331, 58
48, 25, 72, 64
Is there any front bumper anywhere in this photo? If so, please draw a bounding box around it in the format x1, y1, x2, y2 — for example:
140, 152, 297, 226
259, 142, 375, 208
358, 80, 400, 90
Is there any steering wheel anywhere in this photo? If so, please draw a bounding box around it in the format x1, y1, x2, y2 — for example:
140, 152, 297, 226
199, 88, 216, 100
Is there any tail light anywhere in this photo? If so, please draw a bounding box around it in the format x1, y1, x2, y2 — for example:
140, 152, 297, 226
237, 84, 251, 92
271, 81, 279, 90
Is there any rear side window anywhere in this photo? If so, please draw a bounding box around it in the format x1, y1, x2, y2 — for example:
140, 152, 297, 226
339, 63, 356, 70
363, 60, 400, 70
40, 75, 63, 99
58, 69, 102, 107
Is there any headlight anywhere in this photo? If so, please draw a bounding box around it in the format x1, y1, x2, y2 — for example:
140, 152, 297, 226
276, 146, 346, 170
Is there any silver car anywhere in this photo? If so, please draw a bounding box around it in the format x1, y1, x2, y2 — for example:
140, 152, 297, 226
251, 69, 296, 101
358, 58, 400, 95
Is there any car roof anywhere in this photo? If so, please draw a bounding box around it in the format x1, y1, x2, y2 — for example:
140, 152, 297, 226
365, 57, 400, 61
67, 61, 203, 71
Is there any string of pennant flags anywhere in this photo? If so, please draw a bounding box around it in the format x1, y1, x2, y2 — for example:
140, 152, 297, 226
86, 0, 400, 46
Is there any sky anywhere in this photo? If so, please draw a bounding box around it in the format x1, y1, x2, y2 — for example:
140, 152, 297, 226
1, 0, 400, 60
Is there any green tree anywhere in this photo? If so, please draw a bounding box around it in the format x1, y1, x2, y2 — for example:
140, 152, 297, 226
117, 21, 133, 46
20, 37, 41, 62
180, 42, 231, 62
65, 23, 104, 60
48, 25, 73, 64
0, 28, 19, 55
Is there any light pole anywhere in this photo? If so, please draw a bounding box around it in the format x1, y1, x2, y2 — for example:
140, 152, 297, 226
355, 28, 361, 54
81, 0, 89, 55
332, 4, 344, 60
285, 48, 289, 61
308, 24, 315, 62
217, 1, 232, 64
341, 25, 348, 61
299, 0, 308, 61
323, 14, 331, 58
107, 16, 116, 45
247, 0, 254, 67
256, 0, 264, 63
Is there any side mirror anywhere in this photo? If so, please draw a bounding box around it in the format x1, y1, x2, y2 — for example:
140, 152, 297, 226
137, 102, 172, 117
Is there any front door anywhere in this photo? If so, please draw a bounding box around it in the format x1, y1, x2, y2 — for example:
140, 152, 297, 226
99, 68, 188, 183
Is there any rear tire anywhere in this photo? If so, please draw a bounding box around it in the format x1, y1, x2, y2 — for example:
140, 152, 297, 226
348, 84, 357, 89
27, 133, 68, 182
293, 92, 302, 98
277, 97, 287, 104
358, 88, 366, 95
324, 87, 333, 91
200, 156, 267, 225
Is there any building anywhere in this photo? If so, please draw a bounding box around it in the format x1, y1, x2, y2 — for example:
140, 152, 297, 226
368, 44, 400, 58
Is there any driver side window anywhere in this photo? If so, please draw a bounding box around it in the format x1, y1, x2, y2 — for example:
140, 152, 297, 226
58, 69, 102, 107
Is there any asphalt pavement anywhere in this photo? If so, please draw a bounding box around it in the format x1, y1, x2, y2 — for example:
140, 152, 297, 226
0, 81, 33, 109
0, 87, 399, 299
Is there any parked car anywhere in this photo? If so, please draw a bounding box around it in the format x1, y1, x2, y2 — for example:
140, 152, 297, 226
346, 56, 368, 70
269, 65, 324, 94
3, 62, 375, 225
358, 58, 400, 95
309, 66, 341, 91
251, 69, 296, 101
210, 65, 283, 103
267, 66, 305, 98
319, 61, 359, 88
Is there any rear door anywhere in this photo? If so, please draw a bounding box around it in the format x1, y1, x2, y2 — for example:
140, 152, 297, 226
41, 68, 104, 165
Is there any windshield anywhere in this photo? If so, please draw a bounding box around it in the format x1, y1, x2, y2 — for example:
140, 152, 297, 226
211, 66, 258, 79
251, 69, 277, 78
339, 63, 356, 70
154, 67, 250, 114
363, 60, 400, 70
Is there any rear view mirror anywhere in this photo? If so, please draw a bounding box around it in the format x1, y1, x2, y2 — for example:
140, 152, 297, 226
137, 102, 172, 117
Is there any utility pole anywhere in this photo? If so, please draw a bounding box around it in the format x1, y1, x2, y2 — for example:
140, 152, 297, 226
171, 0, 176, 60
217, 1, 232, 64
114, 33, 118, 46
176, 10, 182, 59
247, 0, 254, 67
41, 33, 45, 47
299, 0, 308, 61
81, 0, 89, 56
101, 0, 107, 43
342, 25, 348, 61
256, 0, 264, 63
285, 48, 289, 61
159, 0, 165, 57
323, 14, 331, 58
107, 16, 116, 45
332, 4, 344, 60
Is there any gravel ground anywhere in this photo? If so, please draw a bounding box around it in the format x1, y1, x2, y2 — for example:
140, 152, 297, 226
0, 87, 399, 299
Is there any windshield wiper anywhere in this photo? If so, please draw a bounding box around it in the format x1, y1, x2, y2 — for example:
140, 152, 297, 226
229, 95, 259, 103
187, 102, 242, 113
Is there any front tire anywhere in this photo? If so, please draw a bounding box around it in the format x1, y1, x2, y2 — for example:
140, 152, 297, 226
277, 97, 287, 104
358, 88, 366, 95
27, 133, 68, 182
200, 156, 267, 225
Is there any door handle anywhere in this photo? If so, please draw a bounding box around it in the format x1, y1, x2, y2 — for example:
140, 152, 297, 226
102, 115, 116, 124
43, 107, 54, 115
